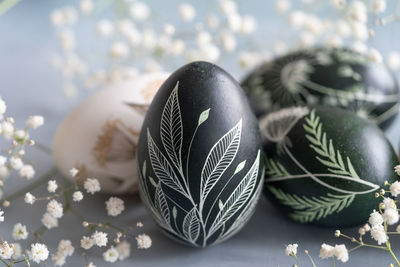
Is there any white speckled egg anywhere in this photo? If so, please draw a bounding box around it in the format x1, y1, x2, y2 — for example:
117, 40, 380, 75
53, 72, 169, 194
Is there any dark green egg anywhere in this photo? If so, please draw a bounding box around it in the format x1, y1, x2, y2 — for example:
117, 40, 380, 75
241, 47, 400, 129
262, 105, 398, 227
137, 61, 264, 247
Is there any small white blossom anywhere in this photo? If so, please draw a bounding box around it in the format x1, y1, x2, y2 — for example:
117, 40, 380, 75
383, 208, 399, 225
86, 262, 96, 267
240, 15, 256, 34
371, 224, 387, 244
12, 223, 28, 240
30, 243, 49, 263
19, 164, 35, 179
84, 178, 101, 194
24, 192, 36, 205
163, 24, 175, 35
51, 252, 66, 266
117, 240, 131, 260
47, 199, 63, 219
371, 0, 386, 14
0, 209, 4, 222
368, 48, 383, 63
57, 240, 74, 257
179, 3, 196, 22
69, 167, 79, 177
110, 42, 129, 59
0, 241, 14, 260
382, 197, 396, 210
276, 0, 290, 13
319, 243, 335, 258
331, 0, 346, 9
347, 1, 367, 23
369, 210, 384, 227
220, 32, 236, 52
11, 243, 21, 259
290, 10, 306, 28
219, 0, 237, 15
129, 2, 150, 21
136, 234, 152, 249
97, 20, 114, 37
79, 0, 93, 15
10, 157, 23, 170
47, 180, 58, 193
42, 212, 58, 229
0, 156, 7, 166
72, 191, 83, 202
50, 9, 64, 27
105, 197, 125, 216
0, 166, 9, 178
92, 231, 108, 247
80, 236, 94, 250
227, 13, 242, 32
171, 39, 185, 55
387, 52, 400, 71
0, 97, 6, 118
285, 243, 298, 256
334, 244, 349, 263
351, 22, 369, 41
390, 181, 400, 197
103, 246, 119, 263
1, 121, 14, 139
26, 116, 44, 129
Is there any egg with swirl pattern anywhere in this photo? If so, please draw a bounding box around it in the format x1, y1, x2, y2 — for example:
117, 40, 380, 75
137, 61, 264, 247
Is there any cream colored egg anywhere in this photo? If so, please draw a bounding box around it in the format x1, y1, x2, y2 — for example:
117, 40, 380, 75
53, 72, 169, 194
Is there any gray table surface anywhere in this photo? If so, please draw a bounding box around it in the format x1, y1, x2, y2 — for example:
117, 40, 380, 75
1, 1, 400, 266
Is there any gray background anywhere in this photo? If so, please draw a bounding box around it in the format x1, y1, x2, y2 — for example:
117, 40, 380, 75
1, 0, 400, 266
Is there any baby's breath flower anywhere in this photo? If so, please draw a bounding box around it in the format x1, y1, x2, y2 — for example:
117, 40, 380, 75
105, 197, 125, 216
110, 42, 130, 59
285, 243, 298, 256
371, 224, 387, 245
30, 243, 49, 263
86, 262, 96, 267
0, 241, 14, 260
51, 252, 66, 266
347, 0, 367, 23
12, 223, 28, 240
240, 15, 257, 34
26, 115, 44, 129
1, 121, 14, 139
0, 156, 6, 166
103, 246, 119, 263
0, 209, 4, 222
97, 20, 114, 37
319, 243, 335, 259
394, 165, 400, 176
0, 97, 6, 117
10, 157, 23, 170
334, 230, 341, 237
92, 231, 108, 247
390, 181, 400, 197
396, 224, 400, 233
19, 164, 35, 179
369, 210, 384, 227
358, 227, 366, 236
368, 48, 383, 63
117, 240, 131, 260
24, 192, 36, 205
334, 244, 349, 263
371, 0, 386, 14
129, 2, 150, 21
136, 221, 143, 228
11, 243, 21, 259
382, 197, 397, 210
84, 178, 101, 194
57, 240, 74, 257
72, 191, 83, 202
69, 167, 79, 177
136, 234, 152, 249
219, 0, 237, 15
179, 3, 196, 22
79, 0, 93, 15
363, 223, 371, 232
387, 53, 400, 71
383, 208, 399, 225
42, 212, 58, 229
0, 166, 9, 178
47, 199, 64, 219
80, 236, 94, 250
47, 180, 58, 193
276, 0, 291, 13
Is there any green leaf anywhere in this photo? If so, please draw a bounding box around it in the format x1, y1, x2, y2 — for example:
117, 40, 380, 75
149, 176, 157, 187
198, 108, 211, 126
233, 160, 246, 175
142, 161, 146, 177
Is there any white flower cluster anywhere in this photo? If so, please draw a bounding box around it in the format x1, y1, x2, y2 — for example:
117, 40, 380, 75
319, 243, 349, 263
0, 96, 44, 205
52, 240, 75, 266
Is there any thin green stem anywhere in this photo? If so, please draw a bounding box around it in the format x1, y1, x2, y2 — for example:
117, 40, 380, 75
1, 167, 57, 205
0, 0, 22, 17
293, 254, 300, 267
332, 256, 336, 267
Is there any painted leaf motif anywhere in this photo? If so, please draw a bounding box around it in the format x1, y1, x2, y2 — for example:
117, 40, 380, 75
147, 129, 186, 195
200, 120, 242, 203
209, 151, 260, 236
198, 108, 211, 126
160, 81, 183, 172
233, 160, 246, 175
155, 183, 170, 224
182, 207, 200, 243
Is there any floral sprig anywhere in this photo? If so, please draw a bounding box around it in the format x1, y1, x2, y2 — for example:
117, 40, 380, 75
284, 164, 400, 266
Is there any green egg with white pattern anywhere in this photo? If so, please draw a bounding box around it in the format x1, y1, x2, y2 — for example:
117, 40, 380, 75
241, 47, 400, 129
262, 105, 399, 227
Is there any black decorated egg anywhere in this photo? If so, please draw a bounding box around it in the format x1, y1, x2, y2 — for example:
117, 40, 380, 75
137, 61, 264, 247
262, 106, 398, 227
242, 47, 400, 128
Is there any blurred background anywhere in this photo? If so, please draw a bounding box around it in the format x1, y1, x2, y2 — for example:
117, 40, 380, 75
1, 0, 400, 266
